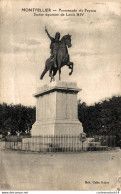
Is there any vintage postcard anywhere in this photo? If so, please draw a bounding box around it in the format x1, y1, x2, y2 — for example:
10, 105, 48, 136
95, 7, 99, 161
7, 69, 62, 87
0, 0, 121, 191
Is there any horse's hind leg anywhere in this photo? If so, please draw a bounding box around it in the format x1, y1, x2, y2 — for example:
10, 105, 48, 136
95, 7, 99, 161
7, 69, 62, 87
49, 67, 55, 82
59, 70, 61, 80
53, 68, 58, 77
58, 60, 61, 80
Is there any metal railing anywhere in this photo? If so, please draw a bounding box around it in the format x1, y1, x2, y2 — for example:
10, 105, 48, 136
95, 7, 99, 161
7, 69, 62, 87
4, 135, 116, 152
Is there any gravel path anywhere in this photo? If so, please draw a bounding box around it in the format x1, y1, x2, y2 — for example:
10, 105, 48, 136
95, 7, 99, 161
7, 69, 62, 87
0, 142, 121, 190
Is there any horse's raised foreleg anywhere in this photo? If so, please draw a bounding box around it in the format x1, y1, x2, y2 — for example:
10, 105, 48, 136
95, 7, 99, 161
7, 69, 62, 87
67, 61, 73, 75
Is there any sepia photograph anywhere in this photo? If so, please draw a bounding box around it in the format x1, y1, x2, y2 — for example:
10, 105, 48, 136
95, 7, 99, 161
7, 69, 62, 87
0, 0, 121, 192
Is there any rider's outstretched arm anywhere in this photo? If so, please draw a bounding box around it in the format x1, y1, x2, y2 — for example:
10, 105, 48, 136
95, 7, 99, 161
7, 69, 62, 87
45, 26, 54, 41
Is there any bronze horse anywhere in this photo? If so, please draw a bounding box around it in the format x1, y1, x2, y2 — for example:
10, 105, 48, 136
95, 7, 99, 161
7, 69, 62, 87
40, 34, 74, 81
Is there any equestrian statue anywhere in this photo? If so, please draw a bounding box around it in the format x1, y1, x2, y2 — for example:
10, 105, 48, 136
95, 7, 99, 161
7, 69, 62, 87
40, 27, 74, 82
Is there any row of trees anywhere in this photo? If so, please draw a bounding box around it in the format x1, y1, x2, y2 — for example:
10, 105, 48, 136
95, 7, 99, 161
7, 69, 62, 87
78, 96, 121, 147
78, 96, 121, 136
0, 96, 121, 145
0, 103, 35, 136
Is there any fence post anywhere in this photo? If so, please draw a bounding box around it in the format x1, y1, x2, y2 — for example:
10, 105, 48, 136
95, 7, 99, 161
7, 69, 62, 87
72, 135, 73, 152
75, 136, 77, 152
113, 136, 116, 148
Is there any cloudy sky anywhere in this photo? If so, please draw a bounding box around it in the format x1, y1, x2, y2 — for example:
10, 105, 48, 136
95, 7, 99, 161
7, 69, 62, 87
0, 0, 121, 106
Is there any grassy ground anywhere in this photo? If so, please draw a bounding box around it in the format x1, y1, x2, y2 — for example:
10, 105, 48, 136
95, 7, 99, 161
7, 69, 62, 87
0, 142, 121, 191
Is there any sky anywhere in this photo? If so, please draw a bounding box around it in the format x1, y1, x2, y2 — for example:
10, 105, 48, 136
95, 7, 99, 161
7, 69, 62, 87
0, 0, 121, 106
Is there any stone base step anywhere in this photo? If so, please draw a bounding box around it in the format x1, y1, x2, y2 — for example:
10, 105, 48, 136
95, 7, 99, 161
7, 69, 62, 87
88, 142, 101, 146
87, 146, 108, 151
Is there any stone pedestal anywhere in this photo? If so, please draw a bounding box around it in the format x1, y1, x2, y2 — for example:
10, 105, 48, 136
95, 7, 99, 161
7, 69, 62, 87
31, 81, 83, 136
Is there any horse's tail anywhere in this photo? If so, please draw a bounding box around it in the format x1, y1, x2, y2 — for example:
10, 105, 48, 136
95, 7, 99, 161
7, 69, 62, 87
40, 69, 46, 80
40, 58, 50, 80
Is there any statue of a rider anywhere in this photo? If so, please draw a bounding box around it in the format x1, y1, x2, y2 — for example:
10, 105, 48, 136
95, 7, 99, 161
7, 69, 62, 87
45, 26, 60, 68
